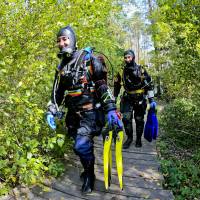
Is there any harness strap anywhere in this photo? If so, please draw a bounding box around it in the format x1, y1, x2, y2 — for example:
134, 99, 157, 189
126, 89, 144, 94
64, 87, 95, 97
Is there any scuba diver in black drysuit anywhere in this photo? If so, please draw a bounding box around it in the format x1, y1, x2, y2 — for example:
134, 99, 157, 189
114, 49, 156, 149
46, 26, 122, 194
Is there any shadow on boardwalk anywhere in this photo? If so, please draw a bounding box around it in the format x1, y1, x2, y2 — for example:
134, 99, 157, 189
1, 128, 174, 200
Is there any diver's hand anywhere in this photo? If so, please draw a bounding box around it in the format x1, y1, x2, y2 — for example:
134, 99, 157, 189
107, 110, 123, 129
47, 101, 57, 115
150, 101, 157, 110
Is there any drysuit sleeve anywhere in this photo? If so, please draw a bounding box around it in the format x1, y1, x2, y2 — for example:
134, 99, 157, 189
114, 72, 122, 98
47, 69, 65, 114
143, 68, 154, 101
90, 57, 116, 113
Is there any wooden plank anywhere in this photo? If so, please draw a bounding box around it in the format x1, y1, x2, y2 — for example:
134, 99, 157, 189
0, 187, 46, 200
68, 153, 160, 169
94, 151, 159, 167
22, 119, 174, 199
93, 120, 158, 154
0, 195, 15, 200
50, 182, 145, 200
94, 142, 157, 155
30, 162, 173, 200
94, 135, 156, 148
94, 146, 157, 161
65, 157, 164, 181
61, 166, 163, 190
53, 167, 174, 200
32, 185, 87, 200
33, 179, 145, 200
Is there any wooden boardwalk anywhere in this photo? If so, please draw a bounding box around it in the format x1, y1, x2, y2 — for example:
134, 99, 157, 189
1, 127, 174, 200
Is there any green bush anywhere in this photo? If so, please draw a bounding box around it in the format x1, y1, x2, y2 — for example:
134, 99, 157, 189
158, 140, 200, 200
158, 98, 200, 200
160, 98, 200, 149
0, 0, 124, 196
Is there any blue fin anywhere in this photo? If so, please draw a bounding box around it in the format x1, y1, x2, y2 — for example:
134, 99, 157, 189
152, 113, 158, 139
144, 108, 159, 142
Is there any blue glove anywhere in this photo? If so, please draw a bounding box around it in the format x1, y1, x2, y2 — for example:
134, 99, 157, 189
46, 112, 56, 130
107, 110, 123, 129
84, 47, 93, 60
150, 101, 157, 110
84, 46, 93, 54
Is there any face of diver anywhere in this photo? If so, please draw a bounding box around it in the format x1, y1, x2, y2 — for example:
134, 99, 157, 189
57, 36, 71, 51
124, 55, 134, 64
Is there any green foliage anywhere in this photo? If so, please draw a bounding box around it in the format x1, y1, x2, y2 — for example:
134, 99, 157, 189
48, 160, 65, 177
160, 98, 200, 148
157, 140, 200, 200
0, 0, 124, 196
148, 0, 200, 100
149, 2, 200, 198
158, 98, 200, 199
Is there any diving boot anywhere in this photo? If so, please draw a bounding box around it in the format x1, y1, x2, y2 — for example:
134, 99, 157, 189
81, 160, 95, 194
80, 158, 92, 182
135, 137, 142, 148
123, 137, 133, 149
81, 173, 95, 194
80, 171, 96, 182
80, 171, 86, 182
